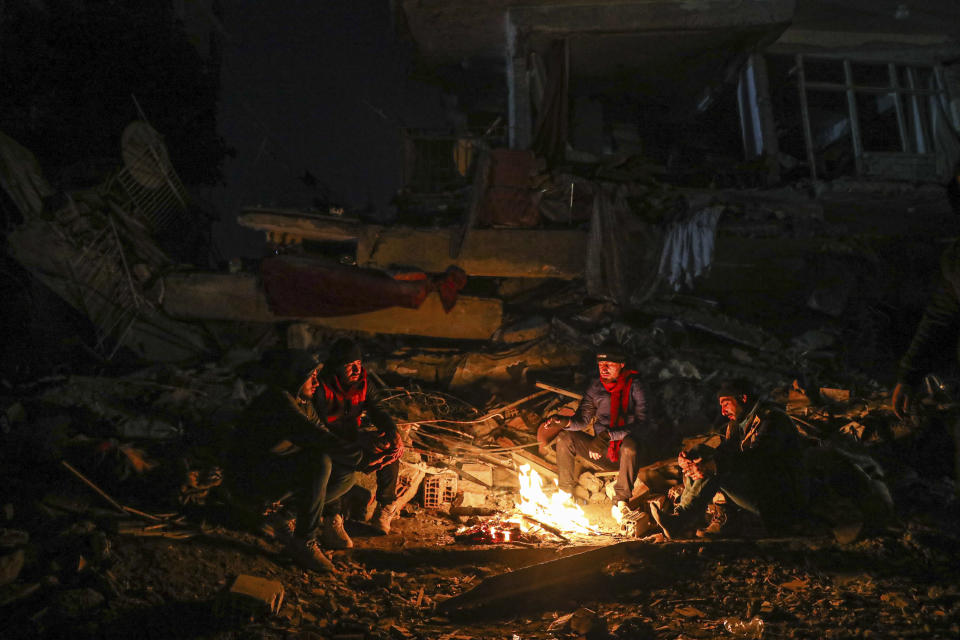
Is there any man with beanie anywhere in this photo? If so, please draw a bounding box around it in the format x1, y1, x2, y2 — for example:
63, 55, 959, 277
285, 338, 403, 573
650, 379, 803, 539
541, 345, 654, 519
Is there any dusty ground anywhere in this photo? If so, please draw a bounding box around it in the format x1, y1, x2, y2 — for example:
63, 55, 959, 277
3, 457, 960, 640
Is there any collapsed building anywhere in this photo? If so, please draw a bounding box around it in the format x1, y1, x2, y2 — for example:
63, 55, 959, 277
2, 1, 960, 639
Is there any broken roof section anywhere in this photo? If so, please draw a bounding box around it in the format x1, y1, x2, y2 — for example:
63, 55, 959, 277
399, 0, 960, 185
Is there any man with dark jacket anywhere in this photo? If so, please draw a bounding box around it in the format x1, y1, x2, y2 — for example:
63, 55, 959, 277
541, 346, 654, 517
285, 338, 403, 573
892, 239, 960, 488
651, 379, 803, 538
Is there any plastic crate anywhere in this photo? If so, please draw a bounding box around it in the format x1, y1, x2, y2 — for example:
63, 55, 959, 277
422, 472, 458, 509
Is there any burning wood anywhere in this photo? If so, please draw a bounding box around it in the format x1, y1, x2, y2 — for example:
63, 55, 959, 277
453, 520, 539, 545
454, 464, 604, 545
514, 464, 599, 538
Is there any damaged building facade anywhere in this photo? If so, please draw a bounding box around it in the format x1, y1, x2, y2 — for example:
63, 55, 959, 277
3, 1, 960, 639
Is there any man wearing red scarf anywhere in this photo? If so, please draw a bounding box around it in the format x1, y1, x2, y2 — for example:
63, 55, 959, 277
285, 338, 403, 573
542, 345, 652, 518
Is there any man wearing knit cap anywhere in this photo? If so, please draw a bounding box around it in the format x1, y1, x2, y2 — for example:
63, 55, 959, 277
284, 338, 403, 573
540, 344, 654, 519
650, 378, 802, 539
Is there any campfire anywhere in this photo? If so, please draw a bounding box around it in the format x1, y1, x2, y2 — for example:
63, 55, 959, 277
456, 464, 602, 544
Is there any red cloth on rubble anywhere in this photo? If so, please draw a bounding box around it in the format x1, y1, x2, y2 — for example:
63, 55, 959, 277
260, 256, 467, 317
600, 369, 638, 462
476, 149, 541, 228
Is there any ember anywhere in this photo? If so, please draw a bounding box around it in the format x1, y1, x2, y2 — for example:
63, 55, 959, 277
454, 521, 538, 545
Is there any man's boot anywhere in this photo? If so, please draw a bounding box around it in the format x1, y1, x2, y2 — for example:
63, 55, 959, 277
371, 502, 398, 535
696, 503, 730, 538
285, 536, 335, 573
321, 513, 353, 549
650, 501, 694, 540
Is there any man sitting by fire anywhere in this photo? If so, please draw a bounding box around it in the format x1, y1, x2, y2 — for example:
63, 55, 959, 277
283, 338, 404, 573
539, 345, 656, 519
650, 379, 804, 538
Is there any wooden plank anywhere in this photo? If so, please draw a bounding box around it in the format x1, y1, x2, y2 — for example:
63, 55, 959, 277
534, 381, 583, 400
498, 436, 558, 478
162, 273, 502, 340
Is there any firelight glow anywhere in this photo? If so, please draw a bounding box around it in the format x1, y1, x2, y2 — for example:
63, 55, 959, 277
514, 464, 596, 534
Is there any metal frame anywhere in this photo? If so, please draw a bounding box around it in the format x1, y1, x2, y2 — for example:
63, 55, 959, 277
794, 54, 949, 181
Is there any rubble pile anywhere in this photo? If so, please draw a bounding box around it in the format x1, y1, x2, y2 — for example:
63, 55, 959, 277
2, 122, 960, 639
2, 284, 960, 638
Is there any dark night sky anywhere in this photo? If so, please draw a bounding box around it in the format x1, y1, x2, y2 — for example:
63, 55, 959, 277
201, 0, 449, 259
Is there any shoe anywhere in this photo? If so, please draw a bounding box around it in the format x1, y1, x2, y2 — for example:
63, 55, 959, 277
261, 513, 296, 541
696, 503, 729, 538
371, 503, 398, 535
285, 536, 335, 573
649, 501, 685, 540
321, 513, 353, 549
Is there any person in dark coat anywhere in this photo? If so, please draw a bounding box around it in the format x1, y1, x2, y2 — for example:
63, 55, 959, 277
651, 379, 804, 538
282, 338, 403, 573
892, 239, 960, 488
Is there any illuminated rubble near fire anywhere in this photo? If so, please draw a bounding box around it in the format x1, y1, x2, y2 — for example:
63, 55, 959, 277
4, 1, 960, 639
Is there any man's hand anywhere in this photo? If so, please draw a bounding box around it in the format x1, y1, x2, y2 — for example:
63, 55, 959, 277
677, 451, 705, 479
362, 431, 403, 472
540, 415, 570, 430
892, 382, 913, 420
588, 450, 601, 461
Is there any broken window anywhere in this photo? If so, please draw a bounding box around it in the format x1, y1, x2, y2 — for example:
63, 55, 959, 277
767, 54, 957, 182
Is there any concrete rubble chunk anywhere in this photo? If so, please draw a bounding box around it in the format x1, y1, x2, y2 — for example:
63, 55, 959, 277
53, 587, 105, 618
0, 549, 25, 586
498, 316, 550, 344
578, 471, 603, 495
0, 528, 29, 549
215, 574, 285, 620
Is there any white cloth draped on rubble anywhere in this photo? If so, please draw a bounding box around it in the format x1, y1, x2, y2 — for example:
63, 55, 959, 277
586, 183, 723, 305
657, 205, 724, 292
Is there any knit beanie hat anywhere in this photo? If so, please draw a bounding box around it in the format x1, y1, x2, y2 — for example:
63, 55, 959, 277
595, 344, 628, 364
716, 378, 754, 399
325, 338, 362, 368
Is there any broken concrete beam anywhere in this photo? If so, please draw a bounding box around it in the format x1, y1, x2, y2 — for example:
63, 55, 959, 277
237, 211, 587, 278
238, 209, 365, 242
162, 273, 502, 340
302, 294, 501, 340
358, 227, 586, 278
163, 273, 274, 322
450, 340, 586, 388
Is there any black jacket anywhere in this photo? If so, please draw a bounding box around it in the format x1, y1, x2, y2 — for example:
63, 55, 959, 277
690, 400, 800, 473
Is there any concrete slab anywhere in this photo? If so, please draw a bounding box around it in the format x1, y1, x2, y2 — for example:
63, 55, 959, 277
162, 273, 502, 340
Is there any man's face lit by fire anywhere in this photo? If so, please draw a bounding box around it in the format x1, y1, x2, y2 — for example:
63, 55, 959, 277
718, 394, 748, 421
597, 360, 624, 384
339, 359, 363, 385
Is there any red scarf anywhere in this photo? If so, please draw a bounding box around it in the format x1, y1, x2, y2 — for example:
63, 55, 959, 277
602, 370, 636, 462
